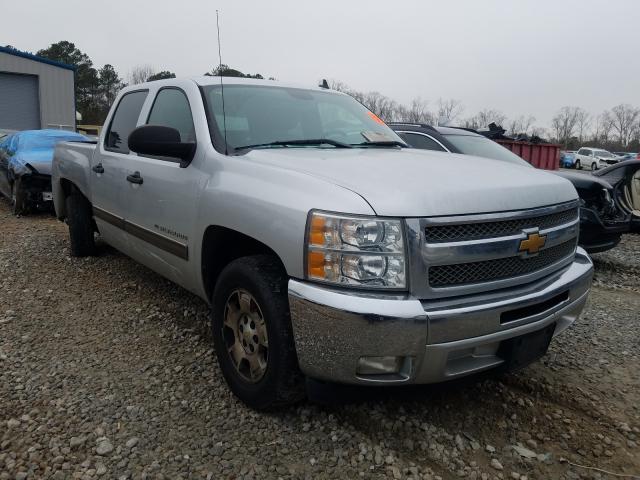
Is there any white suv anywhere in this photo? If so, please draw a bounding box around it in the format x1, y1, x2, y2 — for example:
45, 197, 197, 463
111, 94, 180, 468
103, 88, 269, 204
574, 147, 618, 171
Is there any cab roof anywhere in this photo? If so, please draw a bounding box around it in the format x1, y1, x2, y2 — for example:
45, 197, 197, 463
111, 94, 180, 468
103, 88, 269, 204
192, 76, 336, 92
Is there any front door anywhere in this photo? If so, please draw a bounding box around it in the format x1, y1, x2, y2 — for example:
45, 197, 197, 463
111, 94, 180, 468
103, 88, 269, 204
91, 89, 149, 253
120, 87, 201, 291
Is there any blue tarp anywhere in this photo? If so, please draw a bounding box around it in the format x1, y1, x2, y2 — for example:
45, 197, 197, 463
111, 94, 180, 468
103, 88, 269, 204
1, 129, 88, 176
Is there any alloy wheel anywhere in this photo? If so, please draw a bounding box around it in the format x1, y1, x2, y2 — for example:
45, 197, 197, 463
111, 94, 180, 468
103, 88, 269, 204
222, 289, 269, 383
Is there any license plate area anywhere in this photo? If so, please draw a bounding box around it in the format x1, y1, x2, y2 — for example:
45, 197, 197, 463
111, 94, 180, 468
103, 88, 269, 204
498, 323, 556, 370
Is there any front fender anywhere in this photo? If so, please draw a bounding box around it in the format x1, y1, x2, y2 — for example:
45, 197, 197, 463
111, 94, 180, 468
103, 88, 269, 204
194, 158, 375, 281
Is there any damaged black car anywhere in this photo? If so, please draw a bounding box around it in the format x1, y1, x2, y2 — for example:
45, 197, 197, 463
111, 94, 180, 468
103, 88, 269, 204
389, 123, 640, 253
0, 129, 88, 215
554, 161, 640, 252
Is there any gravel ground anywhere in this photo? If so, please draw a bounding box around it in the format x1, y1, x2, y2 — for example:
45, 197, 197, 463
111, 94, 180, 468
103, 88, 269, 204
1, 199, 639, 480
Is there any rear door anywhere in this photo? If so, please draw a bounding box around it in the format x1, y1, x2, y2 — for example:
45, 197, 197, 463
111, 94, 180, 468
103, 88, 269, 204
91, 89, 149, 252
119, 86, 203, 290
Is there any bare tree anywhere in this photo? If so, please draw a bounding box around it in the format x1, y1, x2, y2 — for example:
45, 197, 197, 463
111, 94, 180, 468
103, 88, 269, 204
530, 127, 549, 139
463, 109, 507, 129
436, 98, 464, 126
362, 92, 402, 122
575, 109, 591, 143
128, 64, 156, 85
551, 107, 581, 147
609, 104, 640, 146
507, 115, 536, 136
400, 97, 435, 124
591, 111, 613, 144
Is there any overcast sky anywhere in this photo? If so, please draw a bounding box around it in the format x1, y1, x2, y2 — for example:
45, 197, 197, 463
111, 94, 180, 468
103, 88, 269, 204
4, 0, 639, 128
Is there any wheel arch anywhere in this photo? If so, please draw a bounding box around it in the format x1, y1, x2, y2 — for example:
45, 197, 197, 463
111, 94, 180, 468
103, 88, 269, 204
201, 225, 287, 302
55, 178, 91, 221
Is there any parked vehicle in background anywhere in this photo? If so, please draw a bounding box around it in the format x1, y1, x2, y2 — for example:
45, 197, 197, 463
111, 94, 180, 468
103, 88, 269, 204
391, 123, 639, 253
555, 161, 640, 251
52, 78, 593, 409
574, 147, 619, 171
560, 151, 577, 168
389, 123, 533, 166
614, 152, 640, 161
0, 129, 89, 215
0, 129, 16, 141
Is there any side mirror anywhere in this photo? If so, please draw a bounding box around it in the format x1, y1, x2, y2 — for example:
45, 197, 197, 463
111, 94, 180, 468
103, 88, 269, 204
128, 125, 196, 167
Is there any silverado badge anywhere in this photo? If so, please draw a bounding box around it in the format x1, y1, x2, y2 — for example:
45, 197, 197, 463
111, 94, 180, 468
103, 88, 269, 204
519, 231, 547, 255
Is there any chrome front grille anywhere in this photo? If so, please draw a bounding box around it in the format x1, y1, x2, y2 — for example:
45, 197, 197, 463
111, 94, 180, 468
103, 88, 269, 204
406, 201, 581, 299
425, 207, 579, 243
429, 239, 577, 287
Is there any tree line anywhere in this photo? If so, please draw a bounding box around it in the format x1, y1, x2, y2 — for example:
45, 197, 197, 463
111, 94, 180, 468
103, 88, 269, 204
5, 41, 640, 151
550, 105, 640, 152
331, 80, 640, 152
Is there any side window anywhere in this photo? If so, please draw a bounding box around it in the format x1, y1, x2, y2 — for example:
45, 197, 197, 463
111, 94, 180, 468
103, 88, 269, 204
577, 148, 585, 155
584, 149, 592, 156
147, 89, 196, 142
399, 132, 447, 152
105, 91, 148, 154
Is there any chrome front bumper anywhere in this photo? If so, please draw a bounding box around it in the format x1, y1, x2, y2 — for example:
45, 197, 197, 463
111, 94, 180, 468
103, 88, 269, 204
288, 248, 593, 385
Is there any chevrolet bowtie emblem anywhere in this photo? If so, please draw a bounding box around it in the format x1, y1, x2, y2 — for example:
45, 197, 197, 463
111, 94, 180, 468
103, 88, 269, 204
519, 231, 547, 255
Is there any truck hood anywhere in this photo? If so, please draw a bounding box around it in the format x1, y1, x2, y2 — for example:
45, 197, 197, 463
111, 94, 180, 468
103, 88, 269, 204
242, 148, 578, 217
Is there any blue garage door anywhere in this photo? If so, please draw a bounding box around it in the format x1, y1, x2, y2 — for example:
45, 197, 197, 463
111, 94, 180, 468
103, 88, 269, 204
0, 72, 40, 130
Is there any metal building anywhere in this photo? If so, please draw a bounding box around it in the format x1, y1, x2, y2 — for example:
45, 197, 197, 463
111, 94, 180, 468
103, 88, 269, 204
0, 46, 76, 131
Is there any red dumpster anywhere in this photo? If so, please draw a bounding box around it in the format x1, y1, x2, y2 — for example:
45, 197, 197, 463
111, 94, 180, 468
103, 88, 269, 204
494, 139, 560, 170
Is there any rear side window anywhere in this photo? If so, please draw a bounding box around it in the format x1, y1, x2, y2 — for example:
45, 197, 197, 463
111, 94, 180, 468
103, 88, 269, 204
398, 132, 447, 152
105, 90, 148, 154
147, 89, 196, 142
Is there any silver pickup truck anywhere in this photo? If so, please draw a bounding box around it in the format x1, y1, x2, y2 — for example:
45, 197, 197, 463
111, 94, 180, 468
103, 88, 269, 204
52, 77, 593, 409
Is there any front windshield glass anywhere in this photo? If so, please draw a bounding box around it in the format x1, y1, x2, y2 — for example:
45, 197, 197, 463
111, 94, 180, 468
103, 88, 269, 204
202, 84, 404, 151
594, 150, 613, 158
443, 134, 532, 167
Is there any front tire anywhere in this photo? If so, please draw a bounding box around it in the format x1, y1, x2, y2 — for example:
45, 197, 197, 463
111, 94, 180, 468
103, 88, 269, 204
591, 162, 598, 171
211, 255, 304, 410
10, 179, 28, 216
65, 192, 96, 257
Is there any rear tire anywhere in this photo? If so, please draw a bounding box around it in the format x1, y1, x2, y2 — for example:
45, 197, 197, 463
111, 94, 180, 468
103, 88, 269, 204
10, 179, 28, 216
211, 255, 304, 410
575, 160, 581, 170
65, 192, 96, 257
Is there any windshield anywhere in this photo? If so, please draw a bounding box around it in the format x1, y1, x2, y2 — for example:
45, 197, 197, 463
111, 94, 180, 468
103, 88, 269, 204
202, 84, 404, 152
594, 150, 613, 158
443, 134, 532, 167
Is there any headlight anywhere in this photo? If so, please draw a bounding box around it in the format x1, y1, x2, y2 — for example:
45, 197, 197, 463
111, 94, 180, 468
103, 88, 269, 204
305, 211, 407, 289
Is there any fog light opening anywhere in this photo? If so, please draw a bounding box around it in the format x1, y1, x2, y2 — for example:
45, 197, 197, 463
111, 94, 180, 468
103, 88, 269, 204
357, 356, 404, 375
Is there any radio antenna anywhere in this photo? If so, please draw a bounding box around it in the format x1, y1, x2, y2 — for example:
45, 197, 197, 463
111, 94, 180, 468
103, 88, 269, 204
216, 10, 228, 155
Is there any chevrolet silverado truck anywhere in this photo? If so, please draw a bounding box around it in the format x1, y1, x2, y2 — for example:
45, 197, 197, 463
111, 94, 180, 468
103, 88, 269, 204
52, 77, 594, 409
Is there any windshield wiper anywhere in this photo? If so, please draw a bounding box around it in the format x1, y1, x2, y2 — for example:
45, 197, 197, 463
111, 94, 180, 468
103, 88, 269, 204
235, 139, 353, 152
352, 140, 408, 148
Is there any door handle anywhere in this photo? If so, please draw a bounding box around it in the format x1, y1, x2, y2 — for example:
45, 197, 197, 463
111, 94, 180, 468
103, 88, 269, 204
126, 171, 144, 185
92, 163, 104, 174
